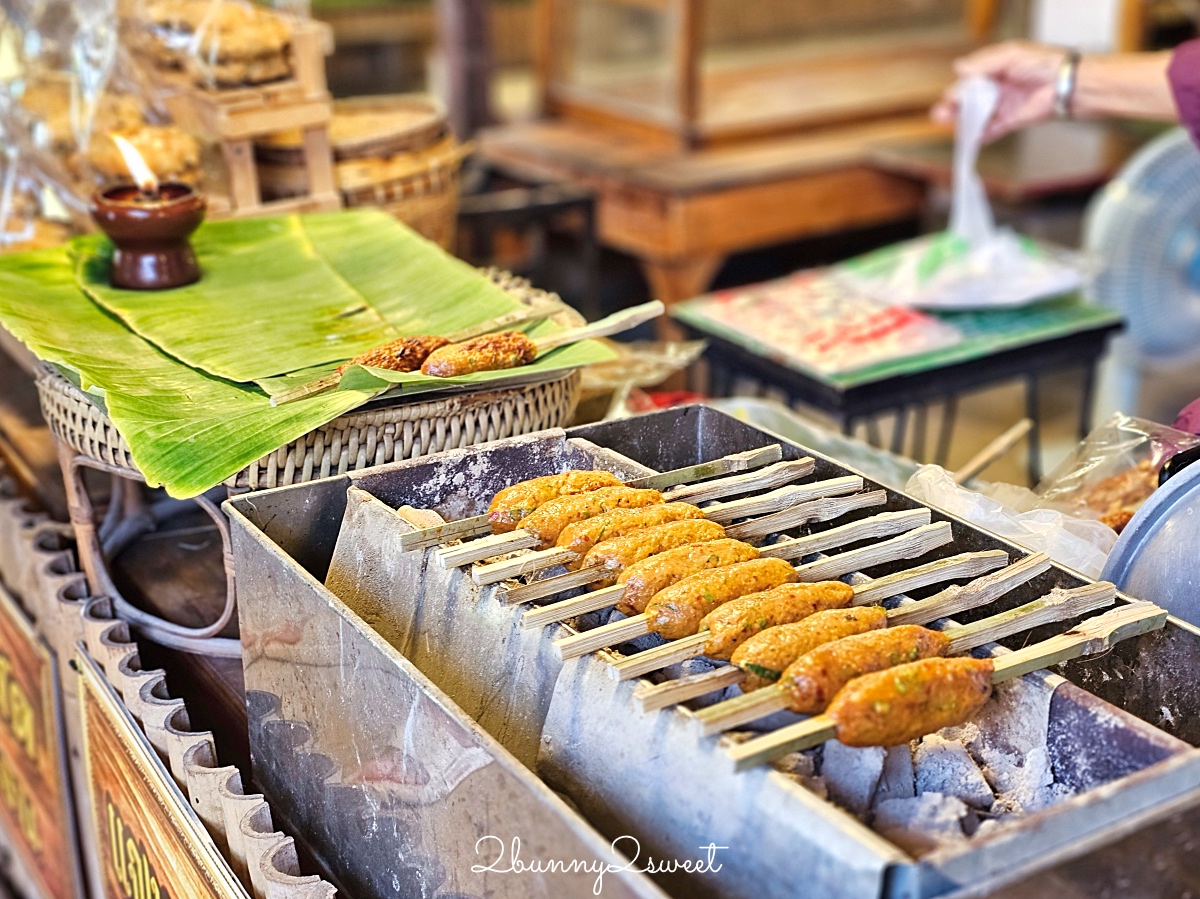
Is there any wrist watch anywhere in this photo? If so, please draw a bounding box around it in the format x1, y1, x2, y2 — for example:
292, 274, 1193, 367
1054, 49, 1082, 119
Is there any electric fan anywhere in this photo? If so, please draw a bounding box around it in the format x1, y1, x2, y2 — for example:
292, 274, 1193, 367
1084, 127, 1200, 413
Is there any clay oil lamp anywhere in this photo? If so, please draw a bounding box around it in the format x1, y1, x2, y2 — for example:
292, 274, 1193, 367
89, 135, 206, 290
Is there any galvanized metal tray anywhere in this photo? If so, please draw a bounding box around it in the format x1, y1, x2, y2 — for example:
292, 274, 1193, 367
226, 407, 1200, 899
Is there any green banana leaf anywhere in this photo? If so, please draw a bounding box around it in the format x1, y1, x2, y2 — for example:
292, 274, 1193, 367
73, 209, 524, 382
0, 249, 376, 497
254, 316, 612, 398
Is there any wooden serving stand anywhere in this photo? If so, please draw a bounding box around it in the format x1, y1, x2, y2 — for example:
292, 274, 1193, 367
149, 17, 341, 218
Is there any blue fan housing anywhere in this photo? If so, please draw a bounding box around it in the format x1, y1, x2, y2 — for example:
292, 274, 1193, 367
1084, 128, 1200, 363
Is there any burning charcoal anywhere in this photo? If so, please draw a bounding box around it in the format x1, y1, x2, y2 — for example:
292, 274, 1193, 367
773, 749, 828, 797
874, 744, 916, 803
822, 740, 886, 816
915, 735, 994, 809
873, 794, 968, 856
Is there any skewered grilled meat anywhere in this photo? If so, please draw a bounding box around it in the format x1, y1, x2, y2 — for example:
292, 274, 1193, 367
556, 502, 705, 565
581, 519, 727, 586
780, 625, 951, 714
616, 539, 760, 615
421, 331, 538, 377
340, 335, 450, 374
827, 657, 994, 747
644, 558, 798, 641
488, 470, 623, 533
698, 581, 854, 660
731, 606, 887, 691
520, 487, 665, 548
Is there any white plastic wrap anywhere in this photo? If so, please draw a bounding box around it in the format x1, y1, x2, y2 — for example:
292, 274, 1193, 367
834, 76, 1084, 311
905, 464, 1117, 579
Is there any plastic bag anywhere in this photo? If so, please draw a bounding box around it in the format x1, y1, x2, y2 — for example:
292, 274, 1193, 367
906, 464, 1117, 579
1034, 412, 1200, 531
129, 0, 297, 89
832, 77, 1083, 310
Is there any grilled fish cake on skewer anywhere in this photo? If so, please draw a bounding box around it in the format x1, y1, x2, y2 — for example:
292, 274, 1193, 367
698, 581, 855, 660
829, 657, 995, 747
518, 487, 665, 548
580, 519, 727, 587
554, 502, 705, 564
644, 557, 798, 641
731, 606, 888, 691
487, 470, 623, 533
781, 625, 952, 714
421, 331, 538, 377
615, 539, 761, 615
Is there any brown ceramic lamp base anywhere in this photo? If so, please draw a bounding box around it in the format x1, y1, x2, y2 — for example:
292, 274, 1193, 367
89, 183, 206, 290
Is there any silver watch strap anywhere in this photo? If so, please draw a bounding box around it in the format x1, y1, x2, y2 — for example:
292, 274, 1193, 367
1053, 49, 1082, 119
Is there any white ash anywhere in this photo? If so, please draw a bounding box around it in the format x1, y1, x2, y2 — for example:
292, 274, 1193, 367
809, 677, 1078, 854
873, 794, 969, 856
772, 750, 828, 799
875, 744, 916, 802
914, 735, 994, 809
822, 741, 886, 817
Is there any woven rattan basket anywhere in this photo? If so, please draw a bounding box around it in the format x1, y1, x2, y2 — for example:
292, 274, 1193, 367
337, 135, 468, 251
35, 269, 583, 491
257, 96, 467, 249
37, 365, 580, 491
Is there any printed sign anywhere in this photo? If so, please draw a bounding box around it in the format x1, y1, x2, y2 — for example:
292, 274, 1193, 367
0, 583, 82, 899
78, 650, 249, 899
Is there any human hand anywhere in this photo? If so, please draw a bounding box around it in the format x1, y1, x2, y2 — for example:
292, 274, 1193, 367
932, 41, 1070, 142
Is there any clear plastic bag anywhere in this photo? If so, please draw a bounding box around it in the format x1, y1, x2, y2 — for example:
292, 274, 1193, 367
833, 77, 1083, 311
129, 0, 297, 89
905, 464, 1117, 579
1034, 412, 1200, 532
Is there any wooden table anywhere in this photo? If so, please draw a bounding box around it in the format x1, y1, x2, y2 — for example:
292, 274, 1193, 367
674, 295, 1124, 484
478, 115, 945, 335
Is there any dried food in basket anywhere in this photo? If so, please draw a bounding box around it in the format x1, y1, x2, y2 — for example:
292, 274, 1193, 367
257, 95, 447, 165
134, 0, 293, 87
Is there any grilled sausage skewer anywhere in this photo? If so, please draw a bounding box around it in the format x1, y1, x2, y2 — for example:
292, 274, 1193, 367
726, 600, 1167, 770
513, 491, 888, 616
405, 445, 783, 553
421, 301, 664, 377
696, 582, 1116, 736
461, 461, 829, 576
632, 549, 1031, 712
553, 522, 957, 660
271, 303, 565, 405
444, 462, 838, 572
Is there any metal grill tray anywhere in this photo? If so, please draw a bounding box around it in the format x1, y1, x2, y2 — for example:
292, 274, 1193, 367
225, 406, 1200, 899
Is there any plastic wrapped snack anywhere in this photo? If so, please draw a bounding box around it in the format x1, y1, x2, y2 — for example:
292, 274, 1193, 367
1034, 413, 1200, 533
132, 0, 294, 88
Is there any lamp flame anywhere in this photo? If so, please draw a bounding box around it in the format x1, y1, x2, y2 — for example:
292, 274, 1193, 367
110, 134, 159, 195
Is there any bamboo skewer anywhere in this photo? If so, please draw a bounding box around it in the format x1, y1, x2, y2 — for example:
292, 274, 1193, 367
725, 599, 1166, 772
724, 490, 888, 541
631, 550, 1019, 712
617, 550, 1044, 686
271, 303, 566, 405
553, 522, 958, 662
529, 301, 665, 353
525, 509, 929, 646
697, 582, 1117, 737
467, 473, 864, 585
400, 445, 783, 553
510, 490, 890, 617
461, 459, 821, 578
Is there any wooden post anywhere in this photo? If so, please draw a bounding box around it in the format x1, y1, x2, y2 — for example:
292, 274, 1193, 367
437, 0, 495, 139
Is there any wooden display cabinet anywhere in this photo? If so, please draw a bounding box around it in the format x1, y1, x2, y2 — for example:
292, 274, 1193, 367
534, 0, 1003, 148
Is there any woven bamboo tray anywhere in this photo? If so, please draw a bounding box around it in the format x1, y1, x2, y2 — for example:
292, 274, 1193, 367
34, 272, 583, 492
